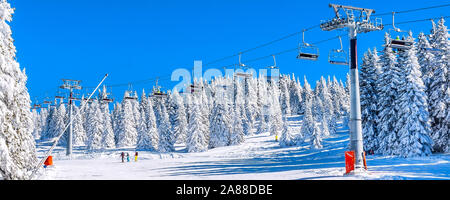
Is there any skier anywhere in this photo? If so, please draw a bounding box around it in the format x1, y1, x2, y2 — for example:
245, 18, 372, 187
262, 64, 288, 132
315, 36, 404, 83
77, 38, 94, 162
120, 152, 125, 163
126, 153, 130, 162
135, 152, 138, 162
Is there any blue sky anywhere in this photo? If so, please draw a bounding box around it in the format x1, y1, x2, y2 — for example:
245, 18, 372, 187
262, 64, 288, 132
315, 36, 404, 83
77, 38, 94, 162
9, 0, 449, 103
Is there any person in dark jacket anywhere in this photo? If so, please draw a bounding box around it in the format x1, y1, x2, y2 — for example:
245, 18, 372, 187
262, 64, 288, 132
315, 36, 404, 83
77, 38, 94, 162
120, 152, 125, 163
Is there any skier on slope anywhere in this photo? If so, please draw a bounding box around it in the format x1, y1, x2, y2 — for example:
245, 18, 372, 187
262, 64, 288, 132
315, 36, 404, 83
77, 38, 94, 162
126, 153, 130, 162
135, 152, 138, 162
120, 152, 125, 163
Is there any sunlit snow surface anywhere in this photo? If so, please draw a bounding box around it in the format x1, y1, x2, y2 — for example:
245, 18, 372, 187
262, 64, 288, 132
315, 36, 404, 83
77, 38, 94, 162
35, 115, 450, 180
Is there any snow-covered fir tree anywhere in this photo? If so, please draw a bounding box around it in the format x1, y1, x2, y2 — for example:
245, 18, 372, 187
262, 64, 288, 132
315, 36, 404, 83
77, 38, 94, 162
360, 48, 381, 152
279, 117, 295, 147
52, 104, 67, 144
116, 97, 138, 147
136, 92, 158, 151
0, 0, 37, 179
417, 32, 436, 94
186, 94, 208, 152
289, 74, 303, 115
157, 102, 175, 152
256, 76, 270, 134
428, 18, 449, 153
72, 105, 87, 146
230, 104, 245, 146
86, 100, 104, 150
268, 82, 283, 138
167, 90, 187, 144
100, 101, 115, 149
209, 89, 232, 148
388, 32, 433, 157
376, 32, 403, 155
279, 75, 291, 116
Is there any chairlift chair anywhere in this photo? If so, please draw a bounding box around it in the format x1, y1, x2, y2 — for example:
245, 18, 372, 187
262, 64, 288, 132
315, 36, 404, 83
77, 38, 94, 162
387, 12, 412, 50
150, 78, 167, 98
297, 30, 319, 61
234, 53, 253, 78
328, 36, 349, 65
189, 84, 203, 93
267, 55, 278, 69
124, 92, 138, 100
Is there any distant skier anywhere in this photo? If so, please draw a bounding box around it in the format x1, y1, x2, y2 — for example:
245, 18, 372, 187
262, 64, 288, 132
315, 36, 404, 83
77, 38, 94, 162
135, 152, 138, 162
126, 153, 130, 162
120, 152, 125, 163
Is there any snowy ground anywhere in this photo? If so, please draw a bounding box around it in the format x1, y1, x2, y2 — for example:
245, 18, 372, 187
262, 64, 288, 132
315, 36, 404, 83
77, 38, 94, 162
35, 115, 450, 180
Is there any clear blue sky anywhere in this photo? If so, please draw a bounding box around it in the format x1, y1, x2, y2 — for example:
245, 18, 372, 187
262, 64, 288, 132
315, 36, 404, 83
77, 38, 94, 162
9, 0, 449, 103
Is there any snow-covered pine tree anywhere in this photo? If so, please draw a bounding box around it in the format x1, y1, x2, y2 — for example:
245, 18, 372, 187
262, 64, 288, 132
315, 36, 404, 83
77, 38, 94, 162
72, 105, 87, 146
417, 32, 436, 95
0, 0, 37, 180
157, 103, 175, 152
112, 102, 121, 145
312, 95, 328, 139
315, 77, 335, 136
428, 18, 449, 152
234, 78, 251, 137
256, 76, 270, 134
360, 48, 381, 153
329, 76, 344, 119
136, 92, 158, 151
53, 104, 67, 146
186, 95, 208, 152
116, 97, 138, 147
300, 94, 320, 148
279, 117, 295, 147
243, 77, 257, 135
209, 88, 232, 148
279, 75, 291, 116
376, 32, 402, 155
268, 82, 283, 138
229, 105, 245, 146
100, 101, 115, 149
394, 32, 433, 157
199, 87, 211, 144
86, 100, 104, 150
289, 74, 303, 115
136, 107, 158, 151
167, 90, 187, 144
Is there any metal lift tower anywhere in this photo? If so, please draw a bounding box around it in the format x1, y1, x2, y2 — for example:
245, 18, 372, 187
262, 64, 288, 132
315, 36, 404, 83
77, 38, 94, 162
320, 4, 383, 171
59, 79, 82, 156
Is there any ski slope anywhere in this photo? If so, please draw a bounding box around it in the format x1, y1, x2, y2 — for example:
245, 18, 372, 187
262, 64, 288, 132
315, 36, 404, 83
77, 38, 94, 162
35, 115, 450, 180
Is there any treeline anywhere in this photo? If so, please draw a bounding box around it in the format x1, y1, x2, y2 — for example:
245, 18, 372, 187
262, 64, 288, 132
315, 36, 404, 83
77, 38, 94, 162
360, 18, 449, 157
31, 74, 350, 153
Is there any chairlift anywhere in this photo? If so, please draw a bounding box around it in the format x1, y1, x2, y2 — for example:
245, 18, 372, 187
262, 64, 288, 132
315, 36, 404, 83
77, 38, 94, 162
188, 84, 203, 94
99, 85, 114, 103
267, 55, 278, 69
32, 103, 42, 110
387, 12, 412, 50
297, 30, 319, 61
234, 53, 253, 78
124, 83, 138, 100
328, 36, 349, 65
151, 78, 167, 98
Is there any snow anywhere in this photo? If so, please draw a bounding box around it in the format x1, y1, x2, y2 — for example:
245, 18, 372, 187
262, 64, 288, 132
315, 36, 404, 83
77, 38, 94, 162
35, 115, 450, 180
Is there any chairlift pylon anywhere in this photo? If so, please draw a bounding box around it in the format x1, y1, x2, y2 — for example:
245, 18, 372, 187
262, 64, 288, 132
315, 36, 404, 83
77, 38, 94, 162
328, 36, 349, 65
297, 30, 319, 61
